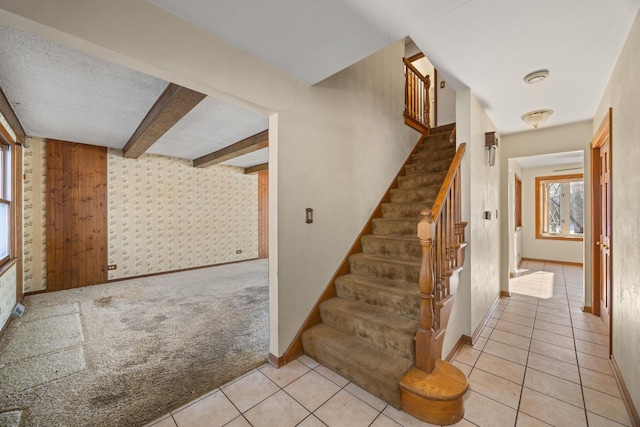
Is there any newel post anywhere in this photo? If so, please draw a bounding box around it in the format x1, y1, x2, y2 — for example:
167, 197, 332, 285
415, 209, 438, 373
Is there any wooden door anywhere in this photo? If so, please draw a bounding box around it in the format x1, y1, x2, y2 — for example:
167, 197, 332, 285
258, 170, 269, 258
46, 139, 108, 291
591, 108, 612, 340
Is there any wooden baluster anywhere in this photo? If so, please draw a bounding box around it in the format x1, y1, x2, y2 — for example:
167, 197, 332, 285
424, 75, 431, 128
415, 209, 438, 373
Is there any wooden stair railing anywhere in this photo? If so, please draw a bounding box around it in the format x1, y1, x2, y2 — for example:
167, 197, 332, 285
403, 58, 431, 134
399, 142, 469, 426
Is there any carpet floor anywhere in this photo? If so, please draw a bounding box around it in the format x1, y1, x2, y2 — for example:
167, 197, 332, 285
0, 259, 269, 427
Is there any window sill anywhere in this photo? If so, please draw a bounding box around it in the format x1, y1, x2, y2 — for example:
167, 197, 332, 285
536, 235, 584, 242
0, 258, 17, 279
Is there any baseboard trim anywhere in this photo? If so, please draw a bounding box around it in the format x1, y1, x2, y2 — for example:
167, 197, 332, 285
268, 353, 285, 368
445, 334, 472, 362
0, 314, 13, 341
611, 354, 640, 427
581, 306, 593, 314
471, 295, 501, 343
521, 257, 583, 267
106, 258, 260, 284
24, 289, 47, 296
500, 290, 511, 298
281, 135, 426, 365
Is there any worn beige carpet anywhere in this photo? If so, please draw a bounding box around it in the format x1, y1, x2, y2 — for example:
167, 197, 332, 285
0, 259, 269, 427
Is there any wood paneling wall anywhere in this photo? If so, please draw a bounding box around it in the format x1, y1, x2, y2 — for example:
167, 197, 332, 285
258, 170, 269, 258
46, 140, 107, 291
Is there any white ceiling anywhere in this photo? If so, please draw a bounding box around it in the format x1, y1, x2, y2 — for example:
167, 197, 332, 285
0, 22, 268, 168
155, 0, 640, 134
514, 151, 584, 169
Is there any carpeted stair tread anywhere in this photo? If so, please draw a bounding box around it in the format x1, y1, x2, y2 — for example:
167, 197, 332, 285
320, 298, 418, 359
398, 171, 447, 189
335, 274, 419, 318
371, 217, 419, 236
301, 324, 414, 408
417, 139, 455, 152
430, 123, 456, 133
349, 253, 420, 283
360, 234, 421, 260
390, 185, 440, 204
381, 202, 429, 219
405, 159, 452, 176
411, 147, 456, 163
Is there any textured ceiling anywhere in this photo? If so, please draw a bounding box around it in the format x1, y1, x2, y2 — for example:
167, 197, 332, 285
147, 96, 267, 162
0, 23, 168, 148
153, 0, 640, 134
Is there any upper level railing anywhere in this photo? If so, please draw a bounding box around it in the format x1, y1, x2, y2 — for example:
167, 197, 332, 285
414, 143, 467, 373
403, 58, 431, 133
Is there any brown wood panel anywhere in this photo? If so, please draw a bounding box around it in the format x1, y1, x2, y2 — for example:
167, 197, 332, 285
46, 140, 107, 291
258, 170, 269, 259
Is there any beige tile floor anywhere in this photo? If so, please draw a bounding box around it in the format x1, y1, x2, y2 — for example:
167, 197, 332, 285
145, 261, 631, 427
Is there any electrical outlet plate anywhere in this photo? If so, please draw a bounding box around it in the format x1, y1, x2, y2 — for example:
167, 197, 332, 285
107, 264, 117, 270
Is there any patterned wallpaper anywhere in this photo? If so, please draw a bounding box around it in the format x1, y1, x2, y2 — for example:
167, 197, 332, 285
107, 149, 258, 280
0, 264, 16, 330
22, 137, 47, 293
21, 140, 258, 290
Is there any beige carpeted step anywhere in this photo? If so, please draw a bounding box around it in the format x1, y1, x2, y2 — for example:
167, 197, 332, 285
335, 274, 419, 318
372, 217, 419, 235
397, 171, 447, 189
360, 234, 421, 260
405, 158, 452, 176
319, 298, 418, 359
417, 139, 455, 152
390, 185, 440, 203
381, 202, 428, 219
301, 324, 414, 408
349, 253, 420, 283
431, 123, 456, 134
411, 147, 456, 163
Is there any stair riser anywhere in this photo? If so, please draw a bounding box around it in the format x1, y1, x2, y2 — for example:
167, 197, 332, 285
372, 219, 417, 236
405, 160, 451, 176
320, 303, 416, 360
390, 188, 439, 204
431, 123, 456, 134
335, 278, 420, 318
412, 148, 455, 163
349, 256, 420, 282
361, 235, 422, 259
398, 172, 447, 189
381, 203, 425, 219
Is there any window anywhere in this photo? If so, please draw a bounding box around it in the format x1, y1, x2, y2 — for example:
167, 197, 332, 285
514, 175, 522, 229
0, 141, 11, 266
535, 174, 583, 240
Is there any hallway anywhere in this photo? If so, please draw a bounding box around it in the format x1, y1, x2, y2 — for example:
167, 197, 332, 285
146, 261, 631, 426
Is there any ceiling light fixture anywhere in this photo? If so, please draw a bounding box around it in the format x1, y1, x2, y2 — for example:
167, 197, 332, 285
523, 69, 549, 84
521, 109, 553, 128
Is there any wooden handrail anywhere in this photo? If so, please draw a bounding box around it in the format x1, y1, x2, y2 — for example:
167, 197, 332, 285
403, 57, 431, 133
414, 142, 467, 374
449, 125, 456, 144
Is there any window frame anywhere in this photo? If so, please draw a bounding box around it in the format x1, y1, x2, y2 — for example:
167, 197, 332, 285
535, 173, 584, 241
514, 175, 522, 230
0, 131, 14, 268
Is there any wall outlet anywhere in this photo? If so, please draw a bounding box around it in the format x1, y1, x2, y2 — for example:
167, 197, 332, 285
107, 264, 117, 270
236, 250, 242, 254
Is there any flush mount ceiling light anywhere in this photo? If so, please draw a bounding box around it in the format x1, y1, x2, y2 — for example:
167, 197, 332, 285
521, 109, 553, 128
523, 69, 549, 84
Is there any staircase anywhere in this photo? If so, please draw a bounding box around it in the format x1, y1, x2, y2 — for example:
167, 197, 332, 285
302, 123, 458, 409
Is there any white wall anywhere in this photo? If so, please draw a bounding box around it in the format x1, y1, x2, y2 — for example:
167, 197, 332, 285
507, 159, 523, 276
443, 89, 501, 355
499, 122, 592, 297
520, 164, 584, 264
593, 8, 640, 415
0, 264, 17, 331
437, 74, 456, 126
274, 41, 419, 355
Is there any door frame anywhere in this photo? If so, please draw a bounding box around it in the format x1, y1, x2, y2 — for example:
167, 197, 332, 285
590, 107, 612, 351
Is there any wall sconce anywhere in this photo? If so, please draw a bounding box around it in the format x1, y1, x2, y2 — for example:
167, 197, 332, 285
485, 131, 499, 167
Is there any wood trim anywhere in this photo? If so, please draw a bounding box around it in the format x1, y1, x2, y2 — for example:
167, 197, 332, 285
500, 290, 511, 297
521, 257, 584, 267
13, 143, 22, 301
515, 175, 522, 229
0, 86, 26, 143
432, 143, 466, 220
581, 306, 593, 314
404, 113, 430, 135
281, 135, 428, 365
245, 163, 268, 174
406, 52, 425, 63
445, 335, 472, 362
268, 353, 285, 368
194, 130, 268, 168
24, 289, 48, 296
471, 295, 501, 343
107, 258, 259, 284
433, 69, 438, 128
535, 173, 584, 240
123, 83, 206, 159
611, 354, 640, 427
258, 170, 268, 259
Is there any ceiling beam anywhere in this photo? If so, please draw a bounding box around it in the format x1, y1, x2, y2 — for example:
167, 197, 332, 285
123, 83, 206, 159
244, 163, 268, 174
193, 130, 268, 168
0, 86, 26, 143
